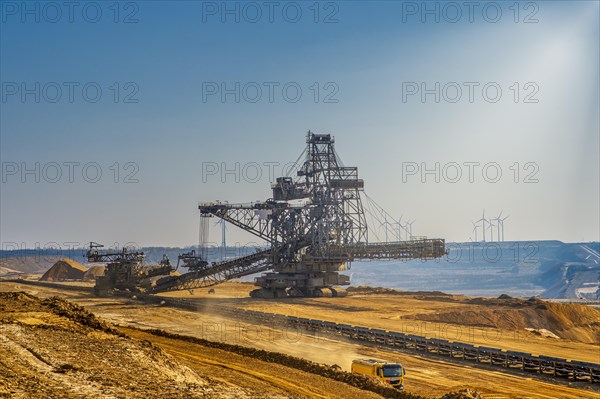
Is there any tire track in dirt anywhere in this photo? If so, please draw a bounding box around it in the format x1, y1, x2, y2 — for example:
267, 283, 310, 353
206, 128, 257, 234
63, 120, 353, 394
124, 327, 387, 399
166, 347, 329, 398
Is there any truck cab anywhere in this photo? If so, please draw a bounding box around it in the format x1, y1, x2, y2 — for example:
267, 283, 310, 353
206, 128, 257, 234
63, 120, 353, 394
351, 359, 405, 389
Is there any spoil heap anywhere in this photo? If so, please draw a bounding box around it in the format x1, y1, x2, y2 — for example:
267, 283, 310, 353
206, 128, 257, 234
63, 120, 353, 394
39, 258, 88, 281
82, 265, 105, 281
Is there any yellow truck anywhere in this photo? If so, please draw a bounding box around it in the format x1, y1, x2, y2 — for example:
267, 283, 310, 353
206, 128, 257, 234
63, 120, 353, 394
351, 359, 405, 389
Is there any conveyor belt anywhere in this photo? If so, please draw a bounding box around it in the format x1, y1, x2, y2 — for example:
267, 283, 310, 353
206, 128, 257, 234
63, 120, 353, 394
141, 295, 600, 385
150, 247, 275, 293
344, 239, 447, 260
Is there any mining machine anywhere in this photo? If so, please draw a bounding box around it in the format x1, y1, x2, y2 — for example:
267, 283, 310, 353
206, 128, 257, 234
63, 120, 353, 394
149, 132, 446, 298
86, 242, 173, 296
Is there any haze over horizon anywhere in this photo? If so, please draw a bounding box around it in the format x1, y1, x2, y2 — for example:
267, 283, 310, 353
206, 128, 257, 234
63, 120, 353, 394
1, 1, 599, 247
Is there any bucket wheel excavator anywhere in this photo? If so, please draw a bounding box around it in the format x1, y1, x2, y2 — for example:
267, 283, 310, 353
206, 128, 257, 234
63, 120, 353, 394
148, 132, 446, 298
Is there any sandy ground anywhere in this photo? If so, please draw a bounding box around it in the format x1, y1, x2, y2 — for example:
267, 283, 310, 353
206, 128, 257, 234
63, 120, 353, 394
161, 283, 600, 363
0, 290, 394, 399
122, 328, 384, 399
0, 292, 295, 399
1, 281, 598, 399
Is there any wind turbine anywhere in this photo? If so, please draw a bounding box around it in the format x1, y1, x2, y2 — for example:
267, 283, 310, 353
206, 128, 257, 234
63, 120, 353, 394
472, 221, 479, 242
492, 211, 504, 242
476, 210, 487, 242
380, 213, 393, 243
393, 215, 404, 241
488, 218, 496, 241
406, 219, 416, 240
499, 214, 509, 241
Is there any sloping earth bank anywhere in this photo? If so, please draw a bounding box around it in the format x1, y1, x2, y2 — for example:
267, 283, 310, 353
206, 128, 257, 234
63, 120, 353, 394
0, 291, 482, 399
0, 292, 302, 398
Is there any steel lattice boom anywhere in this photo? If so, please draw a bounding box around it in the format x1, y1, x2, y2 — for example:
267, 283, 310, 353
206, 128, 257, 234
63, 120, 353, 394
151, 246, 279, 292
151, 132, 446, 298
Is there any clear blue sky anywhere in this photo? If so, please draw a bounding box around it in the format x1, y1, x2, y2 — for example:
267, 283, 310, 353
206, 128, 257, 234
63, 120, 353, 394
1, 1, 598, 248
